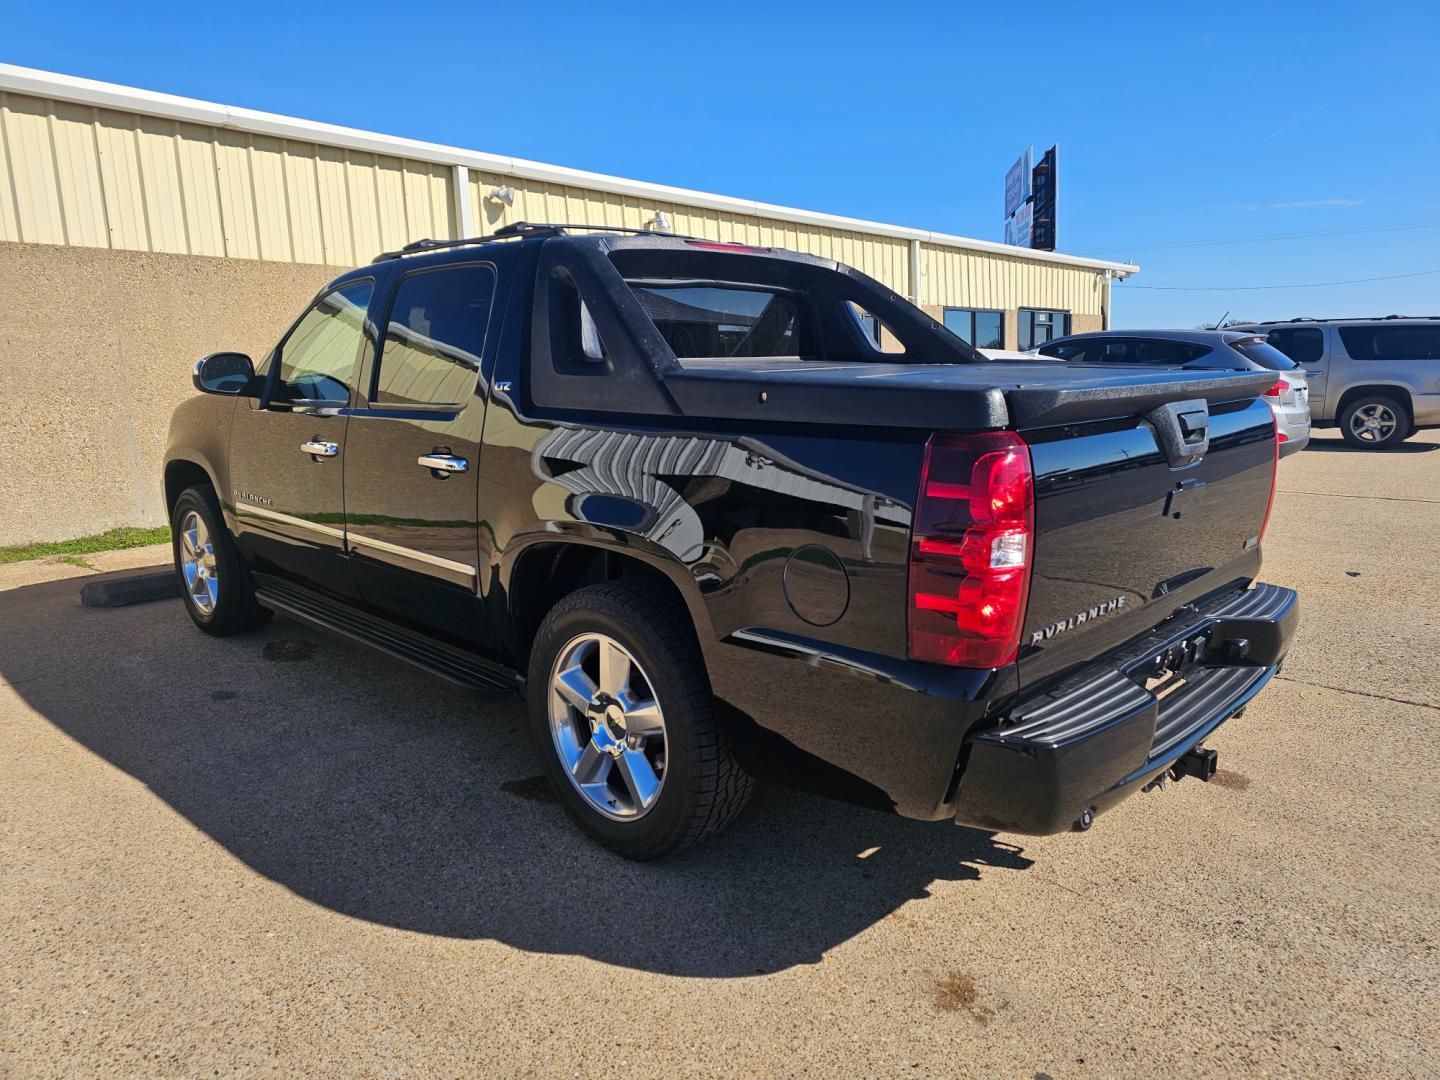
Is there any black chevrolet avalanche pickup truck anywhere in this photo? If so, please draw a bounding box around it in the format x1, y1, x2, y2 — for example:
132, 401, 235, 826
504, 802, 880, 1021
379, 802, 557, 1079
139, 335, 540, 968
164, 223, 1298, 859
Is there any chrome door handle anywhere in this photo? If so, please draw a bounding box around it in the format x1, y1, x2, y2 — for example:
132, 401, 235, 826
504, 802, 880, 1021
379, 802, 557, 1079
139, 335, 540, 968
301, 440, 339, 458
418, 453, 468, 474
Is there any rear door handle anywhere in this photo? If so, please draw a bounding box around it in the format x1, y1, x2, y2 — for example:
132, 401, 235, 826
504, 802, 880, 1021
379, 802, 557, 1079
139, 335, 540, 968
418, 453, 468, 474
301, 440, 339, 458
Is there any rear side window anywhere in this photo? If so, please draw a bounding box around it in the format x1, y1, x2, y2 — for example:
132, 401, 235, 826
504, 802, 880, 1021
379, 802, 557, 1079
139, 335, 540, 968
629, 283, 806, 358
274, 280, 374, 403
1339, 324, 1440, 361
1232, 340, 1297, 370
1134, 339, 1210, 364
1264, 327, 1323, 365
375, 264, 496, 406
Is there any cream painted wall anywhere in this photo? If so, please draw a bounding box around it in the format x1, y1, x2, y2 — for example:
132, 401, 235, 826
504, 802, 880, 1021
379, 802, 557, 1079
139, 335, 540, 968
0, 242, 346, 545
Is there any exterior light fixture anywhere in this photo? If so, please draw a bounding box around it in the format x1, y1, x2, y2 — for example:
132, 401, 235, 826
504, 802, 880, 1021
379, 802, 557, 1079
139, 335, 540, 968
486, 186, 516, 206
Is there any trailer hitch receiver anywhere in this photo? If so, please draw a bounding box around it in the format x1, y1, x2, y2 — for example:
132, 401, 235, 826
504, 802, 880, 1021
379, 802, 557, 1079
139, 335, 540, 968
1174, 746, 1218, 782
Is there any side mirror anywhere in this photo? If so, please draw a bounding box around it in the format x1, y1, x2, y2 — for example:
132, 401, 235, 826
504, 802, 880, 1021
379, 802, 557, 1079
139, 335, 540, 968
193, 352, 257, 396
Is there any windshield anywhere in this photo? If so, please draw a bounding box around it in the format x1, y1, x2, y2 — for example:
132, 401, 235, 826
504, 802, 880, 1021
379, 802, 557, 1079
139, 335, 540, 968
1231, 340, 1298, 371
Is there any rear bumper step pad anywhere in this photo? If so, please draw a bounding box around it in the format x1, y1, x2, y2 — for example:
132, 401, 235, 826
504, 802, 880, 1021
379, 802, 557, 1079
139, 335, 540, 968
953, 582, 1298, 834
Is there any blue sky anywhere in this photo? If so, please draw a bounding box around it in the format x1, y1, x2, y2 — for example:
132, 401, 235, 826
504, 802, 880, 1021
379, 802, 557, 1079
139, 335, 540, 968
5, 1, 1439, 326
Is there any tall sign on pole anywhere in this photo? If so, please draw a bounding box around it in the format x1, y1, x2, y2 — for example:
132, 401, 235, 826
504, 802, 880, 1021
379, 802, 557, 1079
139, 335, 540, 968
1002, 146, 1033, 247
1031, 145, 1058, 252
1002, 144, 1058, 251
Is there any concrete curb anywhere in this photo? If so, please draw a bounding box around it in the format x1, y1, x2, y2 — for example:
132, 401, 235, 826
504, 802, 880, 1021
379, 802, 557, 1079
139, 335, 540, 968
80, 567, 179, 608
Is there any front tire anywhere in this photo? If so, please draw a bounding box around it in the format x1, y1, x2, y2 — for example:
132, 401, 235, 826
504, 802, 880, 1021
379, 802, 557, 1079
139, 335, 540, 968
1340, 395, 1410, 449
170, 485, 272, 636
527, 581, 753, 860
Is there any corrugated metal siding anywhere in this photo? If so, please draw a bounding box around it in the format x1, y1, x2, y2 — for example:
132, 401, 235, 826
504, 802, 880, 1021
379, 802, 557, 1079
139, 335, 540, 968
0, 85, 1103, 315
921, 243, 1103, 316
0, 92, 455, 263
468, 171, 914, 297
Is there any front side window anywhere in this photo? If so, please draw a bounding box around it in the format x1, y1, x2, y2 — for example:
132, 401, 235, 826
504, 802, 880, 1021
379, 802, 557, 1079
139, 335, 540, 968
1339, 324, 1440, 361
1018, 308, 1071, 350
1079, 340, 1142, 363
274, 280, 374, 403
1264, 327, 1323, 365
1039, 340, 1093, 361
629, 283, 805, 358
375, 264, 497, 406
1093, 340, 1139, 363
943, 308, 1004, 350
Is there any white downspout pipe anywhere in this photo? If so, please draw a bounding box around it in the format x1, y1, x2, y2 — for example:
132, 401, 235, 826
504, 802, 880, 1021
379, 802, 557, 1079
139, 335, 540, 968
909, 238, 922, 307
453, 164, 475, 238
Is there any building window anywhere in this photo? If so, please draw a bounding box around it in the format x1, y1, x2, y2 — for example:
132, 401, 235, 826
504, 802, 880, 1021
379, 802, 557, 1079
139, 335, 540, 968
1019, 308, 1071, 350
942, 308, 1004, 350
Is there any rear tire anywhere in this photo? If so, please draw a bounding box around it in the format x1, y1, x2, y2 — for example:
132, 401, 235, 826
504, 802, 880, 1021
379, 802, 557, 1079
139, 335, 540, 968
170, 485, 272, 636
1340, 395, 1410, 449
526, 581, 753, 860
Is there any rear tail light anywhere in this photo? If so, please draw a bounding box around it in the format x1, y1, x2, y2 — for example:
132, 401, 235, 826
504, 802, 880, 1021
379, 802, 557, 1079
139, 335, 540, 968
908, 432, 1035, 668
1259, 411, 1279, 542
1263, 380, 1286, 397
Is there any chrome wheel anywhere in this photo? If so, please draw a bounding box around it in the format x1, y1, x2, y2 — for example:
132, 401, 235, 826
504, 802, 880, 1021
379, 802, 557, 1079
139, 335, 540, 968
547, 633, 667, 820
1349, 402, 1398, 443
178, 509, 218, 615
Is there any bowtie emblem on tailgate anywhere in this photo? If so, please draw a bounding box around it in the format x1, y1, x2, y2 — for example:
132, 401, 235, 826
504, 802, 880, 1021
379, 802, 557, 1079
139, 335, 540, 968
1146, 398, 1210, 467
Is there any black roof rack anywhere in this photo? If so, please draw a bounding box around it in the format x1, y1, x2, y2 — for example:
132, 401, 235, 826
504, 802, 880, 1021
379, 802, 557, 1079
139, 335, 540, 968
372, 220, 700, 263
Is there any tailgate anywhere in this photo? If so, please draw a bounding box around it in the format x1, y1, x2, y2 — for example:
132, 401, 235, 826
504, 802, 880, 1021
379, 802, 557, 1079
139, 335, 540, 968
1015, 388, 1276, 692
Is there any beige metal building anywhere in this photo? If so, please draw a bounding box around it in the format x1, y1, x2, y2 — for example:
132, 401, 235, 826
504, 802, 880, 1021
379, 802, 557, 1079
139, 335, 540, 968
0, 63, 1137, 546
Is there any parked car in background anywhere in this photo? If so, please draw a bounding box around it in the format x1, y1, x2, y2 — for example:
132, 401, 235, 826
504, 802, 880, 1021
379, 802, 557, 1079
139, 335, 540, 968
1036, 330, 1311, 456
1225, 317, 1440, 449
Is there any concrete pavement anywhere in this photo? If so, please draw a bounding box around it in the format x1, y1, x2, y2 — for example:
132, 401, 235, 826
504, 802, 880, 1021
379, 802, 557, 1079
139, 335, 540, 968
2, 429, 1436, 1077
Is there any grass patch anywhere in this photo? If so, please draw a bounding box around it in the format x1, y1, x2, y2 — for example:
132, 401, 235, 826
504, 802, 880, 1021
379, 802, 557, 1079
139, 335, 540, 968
0, 525, 171, 564
55, 555, 96, 570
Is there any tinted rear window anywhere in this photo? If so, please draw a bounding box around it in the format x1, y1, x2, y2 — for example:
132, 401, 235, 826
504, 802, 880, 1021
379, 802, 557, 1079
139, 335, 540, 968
1263, 327, 1323, 365
1232, 340, 1297, 370
630, 283, 805, 358
1339, 324, 1440, 360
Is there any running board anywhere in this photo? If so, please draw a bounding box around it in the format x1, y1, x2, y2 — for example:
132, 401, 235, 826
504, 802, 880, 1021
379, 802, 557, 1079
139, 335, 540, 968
254, 578, 520, 698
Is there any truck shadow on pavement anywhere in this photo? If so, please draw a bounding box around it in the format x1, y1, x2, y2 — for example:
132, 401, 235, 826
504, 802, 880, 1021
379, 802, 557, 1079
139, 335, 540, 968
1, 574, 1033, 978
